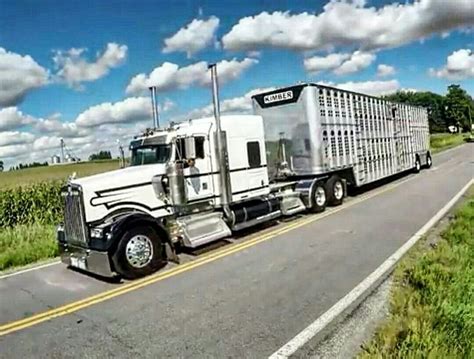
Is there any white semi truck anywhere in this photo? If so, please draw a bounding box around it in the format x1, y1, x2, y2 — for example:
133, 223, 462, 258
57, 65, 431, 279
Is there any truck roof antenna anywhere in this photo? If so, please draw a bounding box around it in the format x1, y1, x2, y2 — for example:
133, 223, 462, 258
149, 86, 159, 128
208, 63, 232, 221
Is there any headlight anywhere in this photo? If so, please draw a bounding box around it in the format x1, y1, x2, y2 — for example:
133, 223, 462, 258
90, 228, 104, 239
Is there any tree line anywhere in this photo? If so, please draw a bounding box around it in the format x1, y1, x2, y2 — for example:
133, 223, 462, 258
383, 84, 473, 133
88, 150, 112, 161
8, 161, 49, 171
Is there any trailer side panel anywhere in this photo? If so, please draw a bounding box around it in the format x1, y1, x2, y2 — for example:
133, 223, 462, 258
253, 84, 430, 187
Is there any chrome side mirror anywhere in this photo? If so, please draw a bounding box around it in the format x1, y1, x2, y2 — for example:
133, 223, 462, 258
184, 137, 196, 159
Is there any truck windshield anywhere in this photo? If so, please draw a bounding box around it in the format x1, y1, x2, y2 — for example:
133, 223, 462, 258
130, 145, 171, 166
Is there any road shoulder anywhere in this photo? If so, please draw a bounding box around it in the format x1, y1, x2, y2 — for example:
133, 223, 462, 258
303, 185, 473, 359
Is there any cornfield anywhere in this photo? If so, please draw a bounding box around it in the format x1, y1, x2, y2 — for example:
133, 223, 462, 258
0, 181, 64, 228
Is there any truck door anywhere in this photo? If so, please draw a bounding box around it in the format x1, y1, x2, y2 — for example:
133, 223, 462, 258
179, 136, 215, 203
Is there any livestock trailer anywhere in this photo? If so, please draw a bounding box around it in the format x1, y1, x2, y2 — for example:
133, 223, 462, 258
252, 84, 431, 186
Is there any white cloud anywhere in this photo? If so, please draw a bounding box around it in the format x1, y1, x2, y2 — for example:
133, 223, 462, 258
319, 79, 400, 96
53, 42, 128, 89
182, 87, 275, 119
0, 131, 35, 146
222, 1, 474, 52
0, 48, 49, 107
33, 136, 62, 151
429, 48, 474, 80
76, 97, 151, 128
0, 107, 35, 131
377, 64, 396, 77
126, 57, 258, 95
75, 96, 175, 128
35, 115, 91, 138
304, 50, 375, 75
0, 144, 29, 159
163, 16, 220, 57
247, 51, 262, 58
304, 53, 350, 73
333, 51, 375, 75
162, 98, 175, 112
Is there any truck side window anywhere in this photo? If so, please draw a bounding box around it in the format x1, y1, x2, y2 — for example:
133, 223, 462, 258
176, 136, 205, 160
195, 136, 205, 159
247, 141, 261, 168
175, 138, 186, 160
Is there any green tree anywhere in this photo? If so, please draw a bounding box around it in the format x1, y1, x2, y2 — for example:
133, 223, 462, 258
89, 150, 112, 161
0, 160, 3, 172
444, 84, 473, 132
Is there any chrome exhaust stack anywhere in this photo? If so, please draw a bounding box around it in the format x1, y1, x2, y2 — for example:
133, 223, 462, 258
209, 64, 232, 220
149, 86, 160, 129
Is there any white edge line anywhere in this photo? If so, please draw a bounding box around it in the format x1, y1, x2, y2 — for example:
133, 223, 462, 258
0, 261, 61, 280
270, 178, 474, 359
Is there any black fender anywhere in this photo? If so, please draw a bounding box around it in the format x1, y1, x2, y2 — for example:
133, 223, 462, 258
88, 212, 171, 252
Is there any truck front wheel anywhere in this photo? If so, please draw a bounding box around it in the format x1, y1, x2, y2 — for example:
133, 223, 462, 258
325, 175, 344, 206
112, 226, 166, 279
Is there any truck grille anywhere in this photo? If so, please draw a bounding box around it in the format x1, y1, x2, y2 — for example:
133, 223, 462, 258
63, 185, 88, 244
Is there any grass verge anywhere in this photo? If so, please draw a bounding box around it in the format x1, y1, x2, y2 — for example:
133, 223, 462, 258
0, 224, 57, 271
359, 190, 474, 358
430, 133, 468, 153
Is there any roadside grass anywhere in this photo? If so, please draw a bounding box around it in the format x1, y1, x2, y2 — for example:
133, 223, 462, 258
430, 132, 468, 153
0, 224, 57, 271
0, 159, 121, 189
359, 190, 474, 359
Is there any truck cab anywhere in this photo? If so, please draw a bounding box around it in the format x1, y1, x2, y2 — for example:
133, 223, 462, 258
57, 115, 278, 279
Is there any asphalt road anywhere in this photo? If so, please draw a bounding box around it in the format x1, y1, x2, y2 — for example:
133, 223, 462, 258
0, 144, 472, 358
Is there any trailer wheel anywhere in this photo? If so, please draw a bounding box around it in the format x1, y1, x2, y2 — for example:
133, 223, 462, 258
426, 152, 432, 168
309, 181, 327, 213
112, 225, 166, 279
414, 156, 421, 173
325, 175, 344, 206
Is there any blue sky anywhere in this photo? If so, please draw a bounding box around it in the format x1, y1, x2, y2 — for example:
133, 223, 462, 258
0, 0, 473, 167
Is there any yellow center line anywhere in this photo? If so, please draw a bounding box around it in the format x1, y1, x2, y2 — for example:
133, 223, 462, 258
0, 174, 414, 337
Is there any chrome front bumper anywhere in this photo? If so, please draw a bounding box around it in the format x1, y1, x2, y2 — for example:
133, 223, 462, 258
58, 228, 114, 277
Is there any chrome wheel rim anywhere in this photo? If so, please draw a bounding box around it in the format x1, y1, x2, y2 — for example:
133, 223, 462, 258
416, 160, 421, 171
427, 157, 432, 166
125, 235, 153, 268
315, 187, 326, 207
334, 181, 344, 200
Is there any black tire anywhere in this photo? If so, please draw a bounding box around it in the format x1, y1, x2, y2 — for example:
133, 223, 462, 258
414, 156, 421, 173
112, 226, 166, 279
309, 181, 327, 213
325, 175, 344, 206
425, 152, 432, 168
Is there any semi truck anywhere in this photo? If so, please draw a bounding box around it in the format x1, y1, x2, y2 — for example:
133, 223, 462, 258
57, 64, 431, 279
